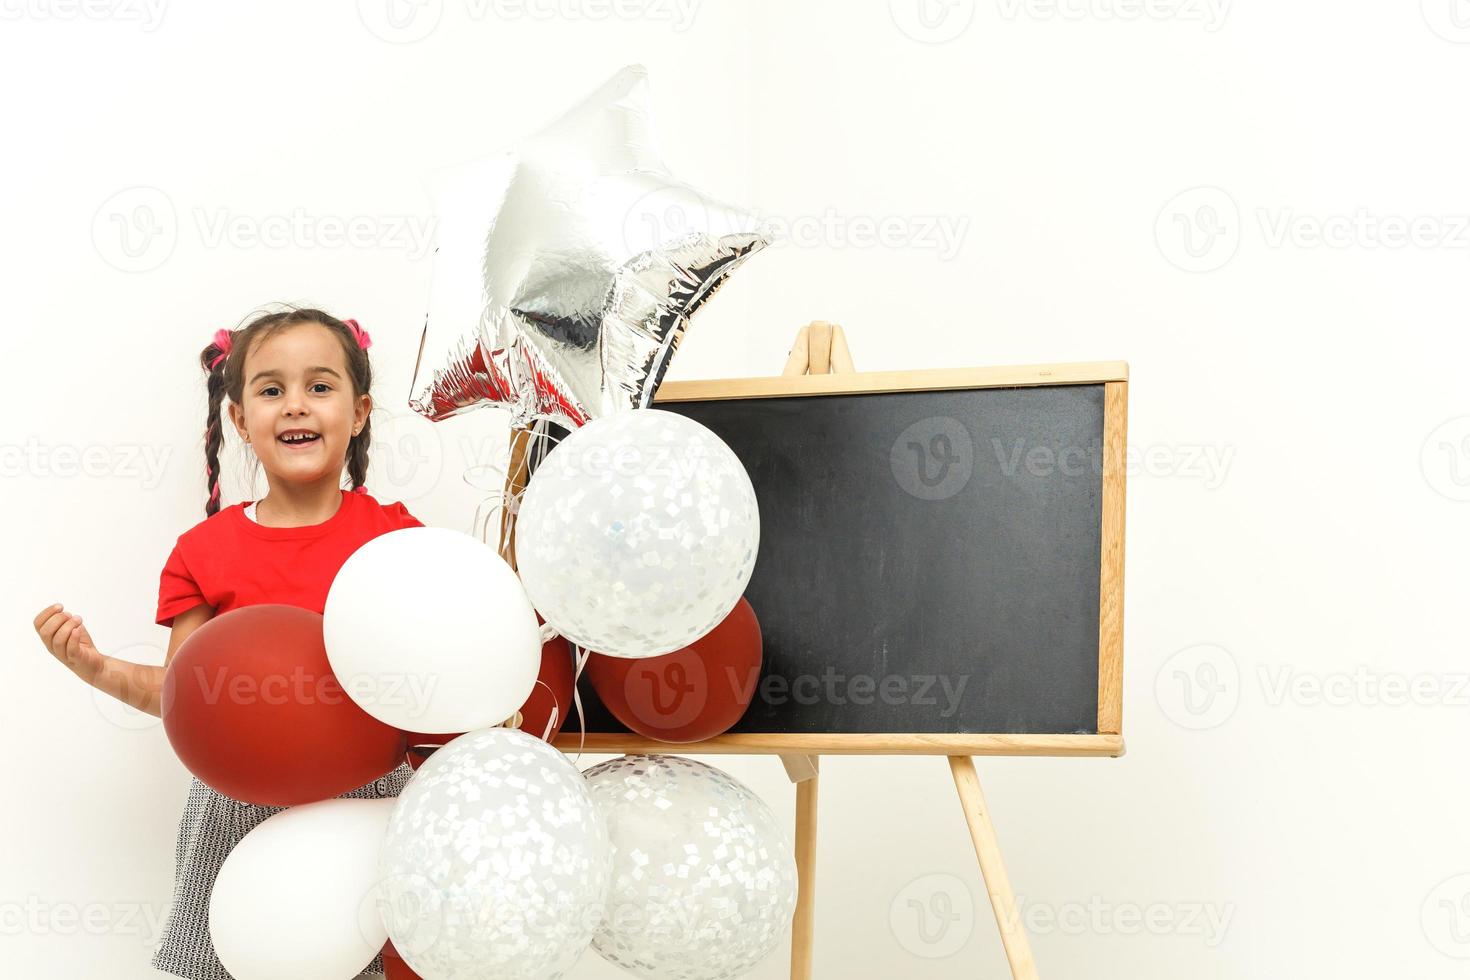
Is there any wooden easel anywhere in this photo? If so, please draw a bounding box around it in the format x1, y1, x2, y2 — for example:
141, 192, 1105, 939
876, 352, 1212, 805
502, 321, 1074, 979
778, 320, 1039, 980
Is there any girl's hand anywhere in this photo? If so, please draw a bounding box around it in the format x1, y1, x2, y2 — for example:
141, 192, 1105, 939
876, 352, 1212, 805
33, 604, 104, 683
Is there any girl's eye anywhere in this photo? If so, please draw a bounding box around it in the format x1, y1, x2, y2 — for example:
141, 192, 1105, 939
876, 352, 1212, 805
258, 383, 332, 396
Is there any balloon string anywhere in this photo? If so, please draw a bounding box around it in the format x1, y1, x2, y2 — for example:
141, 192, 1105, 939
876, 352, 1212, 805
529, 678, 558, 742
570, 642, 592, 766
469, 482, 508, 556
468, 419, 568, 559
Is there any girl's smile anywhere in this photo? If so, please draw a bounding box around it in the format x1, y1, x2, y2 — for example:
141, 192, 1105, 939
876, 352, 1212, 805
277, 428, 323, 448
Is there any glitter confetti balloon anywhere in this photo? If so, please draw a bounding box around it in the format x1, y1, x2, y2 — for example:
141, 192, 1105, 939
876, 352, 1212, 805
376, 729, 611, 980
583, 755, 798, 980
515, 409, 760, 659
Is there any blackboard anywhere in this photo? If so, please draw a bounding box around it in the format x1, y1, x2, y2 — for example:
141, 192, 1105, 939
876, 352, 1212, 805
545, 362, 1128, 757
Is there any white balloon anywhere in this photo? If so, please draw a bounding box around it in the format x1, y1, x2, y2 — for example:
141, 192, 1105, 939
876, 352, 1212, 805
210, 798, 394, 980
517, 410, 760, 659
377, 728, 611, 980
584, 754, 798, 980
324, 526, 542, 731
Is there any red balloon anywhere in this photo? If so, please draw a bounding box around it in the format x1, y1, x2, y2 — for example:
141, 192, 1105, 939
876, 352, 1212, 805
586, 597, 762, 743
161, 604, 406, 806
382, 938, 423, 980
402, 628, 575, 770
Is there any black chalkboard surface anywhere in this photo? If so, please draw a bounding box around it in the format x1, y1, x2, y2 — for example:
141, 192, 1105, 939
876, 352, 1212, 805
546, 362, 1128, 757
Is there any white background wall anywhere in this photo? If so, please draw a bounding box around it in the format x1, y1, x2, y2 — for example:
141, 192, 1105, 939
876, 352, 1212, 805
3, 1, 1469, 977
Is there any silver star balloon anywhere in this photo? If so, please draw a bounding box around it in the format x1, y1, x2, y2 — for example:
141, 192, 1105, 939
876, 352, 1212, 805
409, 64, 772, 429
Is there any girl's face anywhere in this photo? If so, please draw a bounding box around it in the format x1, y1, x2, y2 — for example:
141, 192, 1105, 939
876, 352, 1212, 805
227, 322, 370, 488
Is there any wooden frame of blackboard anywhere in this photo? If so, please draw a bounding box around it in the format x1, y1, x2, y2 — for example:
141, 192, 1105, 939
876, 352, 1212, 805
550, 359, 1130, 760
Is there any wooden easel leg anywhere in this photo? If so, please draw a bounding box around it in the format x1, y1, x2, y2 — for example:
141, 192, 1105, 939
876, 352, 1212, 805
780, 755, 819, 980
947, 755, 1039, 980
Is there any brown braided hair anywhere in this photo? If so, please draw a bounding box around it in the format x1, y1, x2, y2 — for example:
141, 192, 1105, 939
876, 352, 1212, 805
199, 306, 373, 517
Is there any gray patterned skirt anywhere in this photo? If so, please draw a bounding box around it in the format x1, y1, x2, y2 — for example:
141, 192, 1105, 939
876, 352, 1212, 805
150, 763, 415, 979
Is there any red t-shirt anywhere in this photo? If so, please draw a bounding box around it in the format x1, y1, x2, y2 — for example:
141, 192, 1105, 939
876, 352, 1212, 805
156, 488, 425, 628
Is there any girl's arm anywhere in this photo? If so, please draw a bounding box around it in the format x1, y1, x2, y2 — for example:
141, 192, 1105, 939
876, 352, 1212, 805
33, 602, 214, 718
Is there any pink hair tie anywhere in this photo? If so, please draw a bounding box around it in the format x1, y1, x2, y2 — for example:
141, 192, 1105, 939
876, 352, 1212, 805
209, 328, 234, 370
342, 318, 373, 351
352, 485, 368, 495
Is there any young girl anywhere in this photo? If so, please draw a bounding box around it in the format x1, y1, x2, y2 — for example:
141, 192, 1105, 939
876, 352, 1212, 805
33, 306, 423, 979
